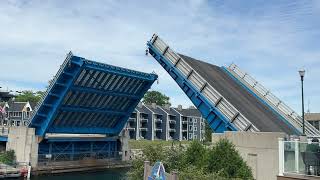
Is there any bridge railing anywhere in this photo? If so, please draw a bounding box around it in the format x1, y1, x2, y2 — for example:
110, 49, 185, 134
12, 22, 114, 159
150, 34, 259, 132
228, 63, 320, 137
29, 52, 74, 126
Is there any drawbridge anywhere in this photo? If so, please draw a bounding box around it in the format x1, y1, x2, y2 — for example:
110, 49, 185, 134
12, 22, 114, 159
147, 34, 320, 137
27, 52, 157, 163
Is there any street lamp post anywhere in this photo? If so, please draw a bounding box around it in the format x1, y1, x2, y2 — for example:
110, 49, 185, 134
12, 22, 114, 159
299, 69, 305, 135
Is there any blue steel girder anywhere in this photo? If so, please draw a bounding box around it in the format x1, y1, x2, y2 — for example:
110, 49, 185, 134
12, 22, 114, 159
59, 106, 127, 116
70, 86, 140, 100
30, 54, 84, 136
147, 42, 237, 133
30, 52, 158, 136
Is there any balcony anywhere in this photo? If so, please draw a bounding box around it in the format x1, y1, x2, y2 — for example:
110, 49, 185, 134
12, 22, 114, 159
140, 118, 148, 122
182, 129, 188, 132
155, 128, 162, 132
128, 118, 136, 122
155, 119, 162, 123
169, 120, 176, 124
182, 121, 188, 124
127, 127, 135, 131
168, 128, 176, 132
140, 128, 148, 131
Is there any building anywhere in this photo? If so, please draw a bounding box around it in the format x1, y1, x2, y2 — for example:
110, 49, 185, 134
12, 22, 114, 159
306, 112, 320, 130
0, 99, 206, 141
125, 103, 205, 141
0, 101, 33, 127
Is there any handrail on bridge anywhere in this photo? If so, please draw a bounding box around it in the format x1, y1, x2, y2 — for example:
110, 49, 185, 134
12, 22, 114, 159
149, 34, 259, 132
227, 63, 320, 137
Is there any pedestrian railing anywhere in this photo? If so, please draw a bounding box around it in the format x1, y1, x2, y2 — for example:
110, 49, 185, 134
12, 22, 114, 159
150, 34, 259, 132
228, 63, 320, 137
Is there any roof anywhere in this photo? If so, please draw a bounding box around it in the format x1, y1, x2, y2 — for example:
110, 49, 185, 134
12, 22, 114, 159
306, 113, 320, 121
144, 104, 164, 115
7, 101, 27, 112
136, 105, 151, 114
179, 54, 298, 135
174, 108, 202, 117
159, 107, 177, 116
29, 52, 157, 136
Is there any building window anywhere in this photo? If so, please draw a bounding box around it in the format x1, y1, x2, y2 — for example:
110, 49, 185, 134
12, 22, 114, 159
194, 135, 197, 139
194, 118, 197, 123
189, 133, 193, 139
189, 118, 193, 123
189, 125, 193, 131
194, 126, 197, 131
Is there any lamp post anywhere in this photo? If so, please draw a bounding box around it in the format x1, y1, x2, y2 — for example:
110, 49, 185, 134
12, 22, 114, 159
299, 68, 305, 135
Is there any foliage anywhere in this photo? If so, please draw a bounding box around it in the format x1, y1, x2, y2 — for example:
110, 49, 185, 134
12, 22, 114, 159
128, 139, 190, 149
15, 90, 44, 104
206, 139, 253, 179
182, 141, 207, 169
204, 121, 213, 143
127, 139, 253, 180
142, 90, 171, 106
0, 150, 16, 165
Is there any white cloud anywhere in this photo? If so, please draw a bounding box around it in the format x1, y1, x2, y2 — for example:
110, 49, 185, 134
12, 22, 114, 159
0, 0, 319, 113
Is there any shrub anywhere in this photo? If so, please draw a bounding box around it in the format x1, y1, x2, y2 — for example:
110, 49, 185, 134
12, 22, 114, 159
0, 150, 16, 165
206, 139, 253, 179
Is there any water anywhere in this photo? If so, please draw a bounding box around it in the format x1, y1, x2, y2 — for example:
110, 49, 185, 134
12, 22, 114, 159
30, 168, 129, 180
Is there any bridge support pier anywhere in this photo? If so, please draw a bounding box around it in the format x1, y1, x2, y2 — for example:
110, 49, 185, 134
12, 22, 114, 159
120, 129, 130, 161
6, 127, 39, 167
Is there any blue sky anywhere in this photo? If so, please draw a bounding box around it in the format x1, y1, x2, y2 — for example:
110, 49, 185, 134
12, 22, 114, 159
0, 0, 319, 113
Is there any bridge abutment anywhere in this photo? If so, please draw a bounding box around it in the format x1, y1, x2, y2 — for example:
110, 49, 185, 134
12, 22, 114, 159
6, 126, 39, 167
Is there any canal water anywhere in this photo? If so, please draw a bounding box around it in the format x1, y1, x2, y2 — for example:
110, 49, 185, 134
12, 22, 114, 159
30, 168, 129, 180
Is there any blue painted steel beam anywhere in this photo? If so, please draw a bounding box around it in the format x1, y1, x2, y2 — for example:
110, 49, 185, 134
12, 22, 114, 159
70, 86, 140, 100
147, 41, 237, 133
83, 63, 157, 82
0, 136, 8, 142
47, 127, 119, 135
45, 137, 118, 142
114, 81, 155, 132
60, 105, 127, 116
31, 55, 84, 136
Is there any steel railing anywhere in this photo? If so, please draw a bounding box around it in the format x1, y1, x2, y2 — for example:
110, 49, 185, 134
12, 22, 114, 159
29, 52, 74, 126
227, 63, 320, 137
150, 34, 259, 132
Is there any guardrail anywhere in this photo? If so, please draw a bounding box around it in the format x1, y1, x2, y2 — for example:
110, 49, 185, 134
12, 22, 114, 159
227, 63, 320, 137
150, 34, 259, 132
29, 52, 74, 126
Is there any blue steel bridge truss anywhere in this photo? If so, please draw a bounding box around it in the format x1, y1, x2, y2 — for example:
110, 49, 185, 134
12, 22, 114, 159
29, 52, 158, 136
147, 34, 300, 135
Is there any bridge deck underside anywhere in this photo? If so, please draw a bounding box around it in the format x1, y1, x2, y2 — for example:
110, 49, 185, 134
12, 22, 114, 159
180, 54, 298, 135
30, 53, 157, 136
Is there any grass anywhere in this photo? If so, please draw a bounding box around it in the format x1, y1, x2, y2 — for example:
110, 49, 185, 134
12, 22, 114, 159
128, 139, 191, 149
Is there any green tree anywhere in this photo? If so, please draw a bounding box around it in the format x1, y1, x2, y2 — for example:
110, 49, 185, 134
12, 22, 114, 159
204, 121, 213, 143
15, 90, 43, 104
206, 139, 253, 179
183, 141, 207, 169
0, 150, 16, 165
142, 91, 171, 106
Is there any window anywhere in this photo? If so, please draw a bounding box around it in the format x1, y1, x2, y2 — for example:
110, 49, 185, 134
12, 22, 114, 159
194, 118, 197, 123
194, 126, 197, 131
194, 135, 197, 139
189, 125, 193, 131
189, 133, 193, 139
